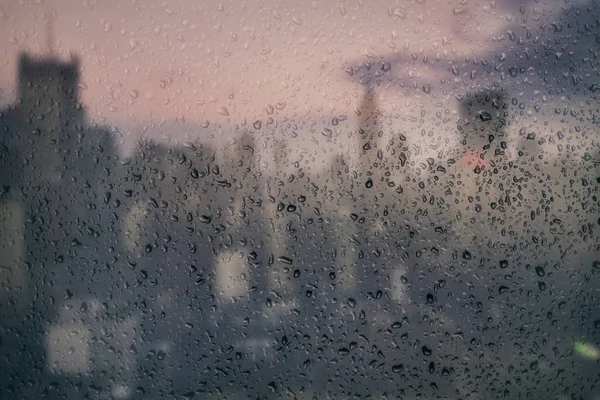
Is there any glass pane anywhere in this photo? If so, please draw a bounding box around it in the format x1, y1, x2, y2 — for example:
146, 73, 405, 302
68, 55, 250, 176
1, 1, 599, 399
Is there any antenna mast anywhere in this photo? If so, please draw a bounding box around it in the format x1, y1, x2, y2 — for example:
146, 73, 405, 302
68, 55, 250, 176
45, 3, 54, 55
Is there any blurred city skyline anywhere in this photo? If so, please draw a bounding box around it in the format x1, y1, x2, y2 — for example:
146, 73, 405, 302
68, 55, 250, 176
1, 1, 599, 398
0, 0, 581, 152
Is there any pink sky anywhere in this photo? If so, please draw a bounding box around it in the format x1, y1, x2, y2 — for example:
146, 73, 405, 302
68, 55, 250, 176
0, 0, 577, 165
0, 0, 520, 122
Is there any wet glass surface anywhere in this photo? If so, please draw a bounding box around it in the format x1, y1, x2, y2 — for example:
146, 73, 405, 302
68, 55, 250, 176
0, 1, 599, 399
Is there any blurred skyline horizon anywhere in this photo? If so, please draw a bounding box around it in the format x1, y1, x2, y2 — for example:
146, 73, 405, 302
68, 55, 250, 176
2, 0, 587, 141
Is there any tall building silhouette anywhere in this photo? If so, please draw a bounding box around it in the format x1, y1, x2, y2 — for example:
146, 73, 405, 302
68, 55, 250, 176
0, 52, 87, 306
0, 49, 120, 399
16, 53, 84, 183
18, 53, 82, 124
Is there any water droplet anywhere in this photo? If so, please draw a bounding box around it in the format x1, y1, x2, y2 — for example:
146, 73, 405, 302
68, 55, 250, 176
278, 256, 293, 265
399, 152, 407, 167
530, 361, 538, 370
129, 39, 139, 49
478, 111, 492, 121
392, 364, 404, 373
428, 361, 435, 374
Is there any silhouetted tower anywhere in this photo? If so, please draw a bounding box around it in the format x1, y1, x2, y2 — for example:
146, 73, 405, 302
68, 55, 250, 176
457, 89, 508, 158
354, 62, 385, 180
17, 53, 84, 183
18, 53, 83, 130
